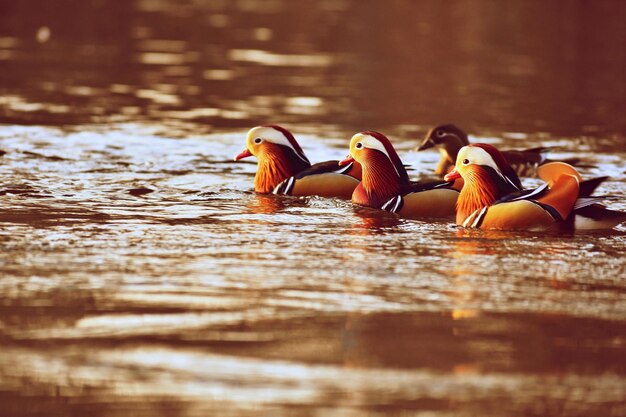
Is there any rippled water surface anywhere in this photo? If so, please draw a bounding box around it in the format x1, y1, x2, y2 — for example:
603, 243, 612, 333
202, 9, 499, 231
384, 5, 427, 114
1, 1, 626, 416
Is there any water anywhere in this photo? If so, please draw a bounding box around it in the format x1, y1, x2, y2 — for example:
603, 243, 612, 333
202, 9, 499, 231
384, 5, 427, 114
1, 1, 626, 416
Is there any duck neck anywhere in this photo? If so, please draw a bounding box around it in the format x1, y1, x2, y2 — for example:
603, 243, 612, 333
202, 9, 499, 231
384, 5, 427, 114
255, 148, 309, 193
442, 134, 467, 164
456, 168, 501, 224
353, 153, 403, 208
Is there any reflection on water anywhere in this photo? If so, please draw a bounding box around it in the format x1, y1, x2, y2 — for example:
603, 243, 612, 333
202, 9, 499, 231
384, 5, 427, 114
1, 1, 626, 416
1, 124, 625, 416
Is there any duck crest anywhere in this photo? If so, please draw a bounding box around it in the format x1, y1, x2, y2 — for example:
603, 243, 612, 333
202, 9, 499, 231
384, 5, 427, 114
361, 130, 410, 185
262, 124, 310, 165
470, 143, 522, 189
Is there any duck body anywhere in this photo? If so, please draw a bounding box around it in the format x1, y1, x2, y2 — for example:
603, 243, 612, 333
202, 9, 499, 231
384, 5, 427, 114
235, 125, 360, 198
274, 159, 361, 198
380, 181, 459, 219
418, 124, 579, 178
457, 176, 578, 230
447, 145, 625, 231
340, 131, 458, 219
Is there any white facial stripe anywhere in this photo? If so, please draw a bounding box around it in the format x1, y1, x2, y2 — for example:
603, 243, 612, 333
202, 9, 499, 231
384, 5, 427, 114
458, 146, 518, 189
352, 133, 401, 177
247, 126, 309, 163
353, 133, 394, 160
248, 126, 293, 149
438, 130, 459, 141
457, 146, 500, 172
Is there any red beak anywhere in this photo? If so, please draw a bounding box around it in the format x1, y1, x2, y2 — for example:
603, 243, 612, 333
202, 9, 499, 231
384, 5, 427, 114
234, 149, 253, 161
338, 154, 354, 166
444, 167, 461, 182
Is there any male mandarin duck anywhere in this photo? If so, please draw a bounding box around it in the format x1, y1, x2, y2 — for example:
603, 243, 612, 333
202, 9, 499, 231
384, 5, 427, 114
338, 131, 459, 219
234, 125, 361, 198
445, 143, 626, 230
417, 124, 580, 178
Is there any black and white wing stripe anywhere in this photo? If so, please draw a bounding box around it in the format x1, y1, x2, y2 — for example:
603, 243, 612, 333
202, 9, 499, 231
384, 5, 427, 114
494, 182, 562, 221
336, 161, 354, 175
462, 206, 488, 228
506, 182, 550, 202
273, 176, 296, 195
381, 195, 404, 214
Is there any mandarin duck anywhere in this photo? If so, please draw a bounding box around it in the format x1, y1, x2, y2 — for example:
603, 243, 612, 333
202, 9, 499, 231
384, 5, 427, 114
445, 143, 626, 230
418, 124, 581, 178
338, 131, 459, 219
234, 125, 361, 198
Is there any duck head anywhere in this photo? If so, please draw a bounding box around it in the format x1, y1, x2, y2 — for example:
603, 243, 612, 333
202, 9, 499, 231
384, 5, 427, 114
418, 124, 470, 176
235, 125, 311, 193
339, 131, 409, 207
418, 124, 469, 153
444, 143, 522, 224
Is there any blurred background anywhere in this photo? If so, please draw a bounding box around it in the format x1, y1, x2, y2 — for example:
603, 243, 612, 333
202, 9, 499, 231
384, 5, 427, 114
0, 0, 624, 137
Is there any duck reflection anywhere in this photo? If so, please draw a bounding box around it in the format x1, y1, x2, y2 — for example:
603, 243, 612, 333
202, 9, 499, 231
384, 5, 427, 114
448, 229, 498, 260
244, 193, 301, 215
350, 206, 403, 232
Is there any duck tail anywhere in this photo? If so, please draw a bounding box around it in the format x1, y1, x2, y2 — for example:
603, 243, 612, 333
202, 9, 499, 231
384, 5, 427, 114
578, 176, 609, 197
574, 204, 626, 230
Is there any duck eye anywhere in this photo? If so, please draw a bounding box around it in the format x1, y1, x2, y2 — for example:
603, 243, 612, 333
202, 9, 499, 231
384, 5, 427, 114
462, 158, 470, 165
436, 130, 446, 138
355, 142, 363, 149
253, 137, 263, 144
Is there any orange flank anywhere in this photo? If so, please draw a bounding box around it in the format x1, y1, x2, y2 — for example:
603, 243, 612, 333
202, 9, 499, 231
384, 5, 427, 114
290, 172, 359, 199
